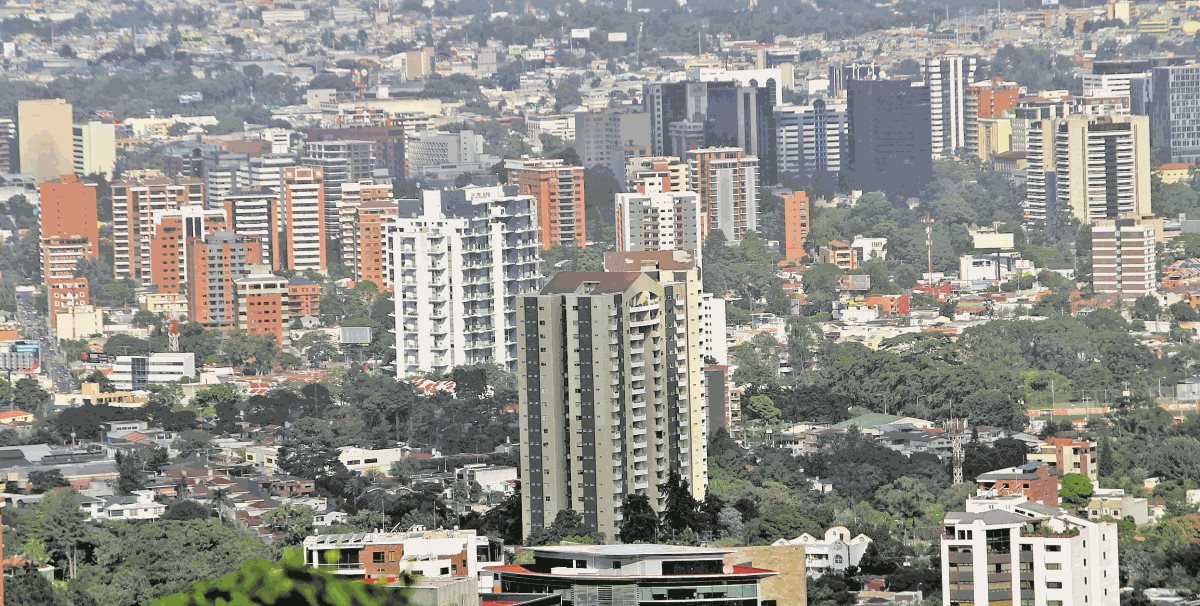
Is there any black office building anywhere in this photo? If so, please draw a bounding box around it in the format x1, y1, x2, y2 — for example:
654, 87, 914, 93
846, 78, 933, 200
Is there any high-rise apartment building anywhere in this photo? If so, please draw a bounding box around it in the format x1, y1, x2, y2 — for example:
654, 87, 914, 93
0, 118, 15, 173
614, 190, 703, 259
846, 78, 933, 199
281, 167, 327, 272
1091, 218, 1156, 300
517, 257, 708, 540
782, 191, 810, 264
573, 110, 652, 179
38, 174, 98, 281
388, 186, 541, 377
235, 266, 290, 344
942, 497, 1118, 606
625, 156, 688, 193
221, 186, 282, 269
112, 172, 205, 284
72, 121, 116, 179
187, 231, 264, 330
923, 55, 978, 157
1023, 115, 1151, 223
300, 140, 376, 242
307, 125, 406, 182
238, 154, 296, 194
1150, 64, 1200, 163
149, 207, 227, 295
344, 200, 399, 289
507, 158, 587, 249
964, 77, 1020, 157
686, 147, 759, 242
775, 98, 848, 178
18, 98, 74, 182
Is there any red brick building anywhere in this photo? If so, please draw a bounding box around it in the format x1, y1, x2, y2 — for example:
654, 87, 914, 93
187, 231, 264, 330
781, 191, 810, 265
975, 462, 1059, 508
47, 276, 89, 329
507, 158, 586, 249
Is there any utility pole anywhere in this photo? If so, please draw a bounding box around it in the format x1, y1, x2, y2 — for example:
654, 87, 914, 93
924, 213, 935, 285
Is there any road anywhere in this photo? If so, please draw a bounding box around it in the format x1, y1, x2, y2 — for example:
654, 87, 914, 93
15, 289, 73, 394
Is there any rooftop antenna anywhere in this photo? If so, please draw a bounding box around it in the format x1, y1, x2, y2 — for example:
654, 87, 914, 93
168, 317, 180, 353
924, 213, 934, 285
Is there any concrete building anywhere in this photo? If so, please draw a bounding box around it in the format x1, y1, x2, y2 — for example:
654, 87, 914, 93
1150, 64, 1200, 163
1024, 115, 1151, 223
975, 462, 1059, 508
55, 303, 103, 340
187, 231, 264, 330
1091, 218, 1156, 300
406, 129, 497, 180
388, 187, 541, 377
344, 200, 399, 289
235, 266, 290, 344
112, 172, 205, 284
625, 156, 688, 193
965, 78, 1020, 158
772, 527, 873, 576
614, 190, 703, 258
489, 545, 776, 604
307, 125, 406, 182
819, 240, 856, 270
774, 99, 848, 178
18, 98, 74, 182
149, 207, 227, 295
72, 121, 116, 179
1030, 437, 1098, 484
782, 191, 810, 264
238, 154, 296, 195
846, 78, 933, 199
38, 174, 98, 280
0, 118, 15, 173
281, 167, 328, 272
923, 56, 978, 157
300, 139, 376, 241
507, 158, 586, 249
517, 263, 708, 541
574, 110, 652, 179
221, 186, 282, 269
47, 277, 89, 330
303, 527, 502, 590
686, 147, 759, 242
111, 353, 197, 390
941, 498, 1118, 606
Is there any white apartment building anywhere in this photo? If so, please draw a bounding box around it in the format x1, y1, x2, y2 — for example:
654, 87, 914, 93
221, 186, 281, 268
387, 186, 541, 377
923, 55, 978, 157
300, 139, 376, 240
238, 154, 296, 194
615, 190, 703, 258
111, 172, 205, 283
282, 167, 327, 272
110, 352, 197, 390
774, 98, 848, 177
405, 130, 497, 179
942, 497, 1119, 606
1092, 218, 1156, 300
72, 121, 116, 179
625, 156, 688, 193
686, 147, 760, 242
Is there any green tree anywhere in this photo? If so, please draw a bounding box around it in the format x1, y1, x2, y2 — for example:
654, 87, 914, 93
6, 563, 63, 606
263, 504, 316, 547
173, 430, 214, 459
27, 469, 68, 493
81, 370, 115, 392
1059, 473, 1094, 511
12, 378, 49, 412
1131, 295, 1161, 321
163, 500, 215, 521
38, 488, 87, 579
619, 493, 659, 543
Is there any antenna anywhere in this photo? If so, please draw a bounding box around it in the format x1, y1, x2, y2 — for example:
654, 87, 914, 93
168, 317, 180, 353
951, 418, 965, 485
923, 213, 934, 285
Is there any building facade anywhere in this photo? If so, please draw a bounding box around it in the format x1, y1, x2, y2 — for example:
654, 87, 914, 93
1150, 63, 1200, 163
112, 172, 206, 284
846, 78, 933, 199
18, 98, 74, 182
187, 231, 264, 330
775, 99, 848, 179
615, 190, 703, 258
1091, 218, 1156, 301
922, 55, 978, 157
507, 159, 587, 249
281, 166, 328, 272
39, 174, 98, 281
72, 121, 116, 179
686, 147, 759, 242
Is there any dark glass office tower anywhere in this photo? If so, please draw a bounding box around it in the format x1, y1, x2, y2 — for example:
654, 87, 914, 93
846, 78, 933, 200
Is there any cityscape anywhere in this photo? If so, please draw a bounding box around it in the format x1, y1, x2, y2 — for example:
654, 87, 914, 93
1, 0, 1200, 604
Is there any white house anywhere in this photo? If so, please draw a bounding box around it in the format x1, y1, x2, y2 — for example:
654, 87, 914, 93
772, 526, 873, 575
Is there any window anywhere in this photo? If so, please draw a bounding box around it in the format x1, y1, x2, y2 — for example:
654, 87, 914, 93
1046, 545, 1062, 552
373, 552, 386, 563
1046, 563, 1061, 570
1047, 582, 1063, 589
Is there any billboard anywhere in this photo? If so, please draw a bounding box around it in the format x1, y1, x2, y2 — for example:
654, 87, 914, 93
973, 232, 1015, 250
570, 28, 592, 40
340, 327, 372, 346
607, 32, 628, 43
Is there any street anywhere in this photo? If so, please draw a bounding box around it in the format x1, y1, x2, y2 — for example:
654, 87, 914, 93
15, 289, 73, 394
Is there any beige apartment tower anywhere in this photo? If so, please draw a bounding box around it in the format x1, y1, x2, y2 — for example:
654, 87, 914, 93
18, 99, 74, 182
517, 254, 708, 541
1092, 217, 1156, 300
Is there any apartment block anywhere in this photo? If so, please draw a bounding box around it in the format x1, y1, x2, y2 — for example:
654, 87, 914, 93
1150, 63, 1200, 163
0, 118, 15, 173
221, 186, 282, 268
235, 267, 290, 344
39, 174, 98, 280
149, 207, 228, 295
942, 497, 1118, 606
1091, 218, 1156, 301
300, 139, 376, 242
307, 125, 406, 182
625, 156, 688, 193
775, 98, 848, 178
187, 231, 264, 330
281, 167, 328, 272
287, 276, 321, 320
965, 77, 1020, 158
1024, 115, 1151, 223
47, 277, 89, 330
72, 121, 116, 179
573, 109, 652, 179
18, 98, 74, 182
238, 154, 296, 194
1030, 437, 1099, 484
517, 260, 708, 540
614, 190, 703, 258
686, 147, 759, 242
112, 171, 206, 284
388, 187, 541, 377
110, 353, 197, 390
923, 55, 978, 157
343, 200, 399, 289
507, 158, 586, 249
782, 191, 810, 264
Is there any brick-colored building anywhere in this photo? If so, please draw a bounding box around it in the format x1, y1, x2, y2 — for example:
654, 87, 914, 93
47, 276, 89, 329
819, 240, 856, 270
781, 190, 810, 264
975, 462, 1059, 508
302, 528, 498, 584
506, 158, 586, 249
864, 294, 910, 315
1031, 437, 1098, 484
343, 200, 398, 289
236, 268, 289, 344
39, 175, 98, 281
187, 231, 264, 330
149, 209, 227, 295
287, 276, 321, 320
222, 186, 281, 269
112, 171, 205, 284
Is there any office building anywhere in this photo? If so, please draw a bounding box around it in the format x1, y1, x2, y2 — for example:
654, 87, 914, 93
0, 118, 15, 173
1023, 115, 1151, 223
517, 259, 708, 540
507, 158, 587, 249
388, 186, 541, 377
829, 62, 884, 98
344, 200, 399, 289
18, 98, 74, 182
300, 139, 376, 241
1092, 218, 1156, 301
846, 78, 933, 199
775, 99, 848, 178
110, 353, 197, 390
942, 497, 1118, 606
307, 125, 406, 182
574, 110, 652, 179
614, 190, 703, 258
643, 80, 778, 184
965, 78, 1020, 158
625, 156, 688, 193
148, 207, 227, 295
72, 121, 116, 179
39, 174, 98, 280
923, 56, 978, 157
47, 277, 89, 330
187, 231, 264, 330
235, 266, 290, 344
686, 147, 759, 242
782, 191, 810, 264
406, 129, 498, 181
112, 172, 206, 284
1150, 64, 1200, 163
281, 167, 328, 272
489, 545, 776, 603
221, 186, 282, 268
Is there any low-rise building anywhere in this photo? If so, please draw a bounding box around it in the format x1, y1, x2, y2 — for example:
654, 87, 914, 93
771, 527, 872, 576
975, 462, 1059, 508
110, 352, 197, 390
1030, 437, 1098, 484
303, 527, 502, 591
